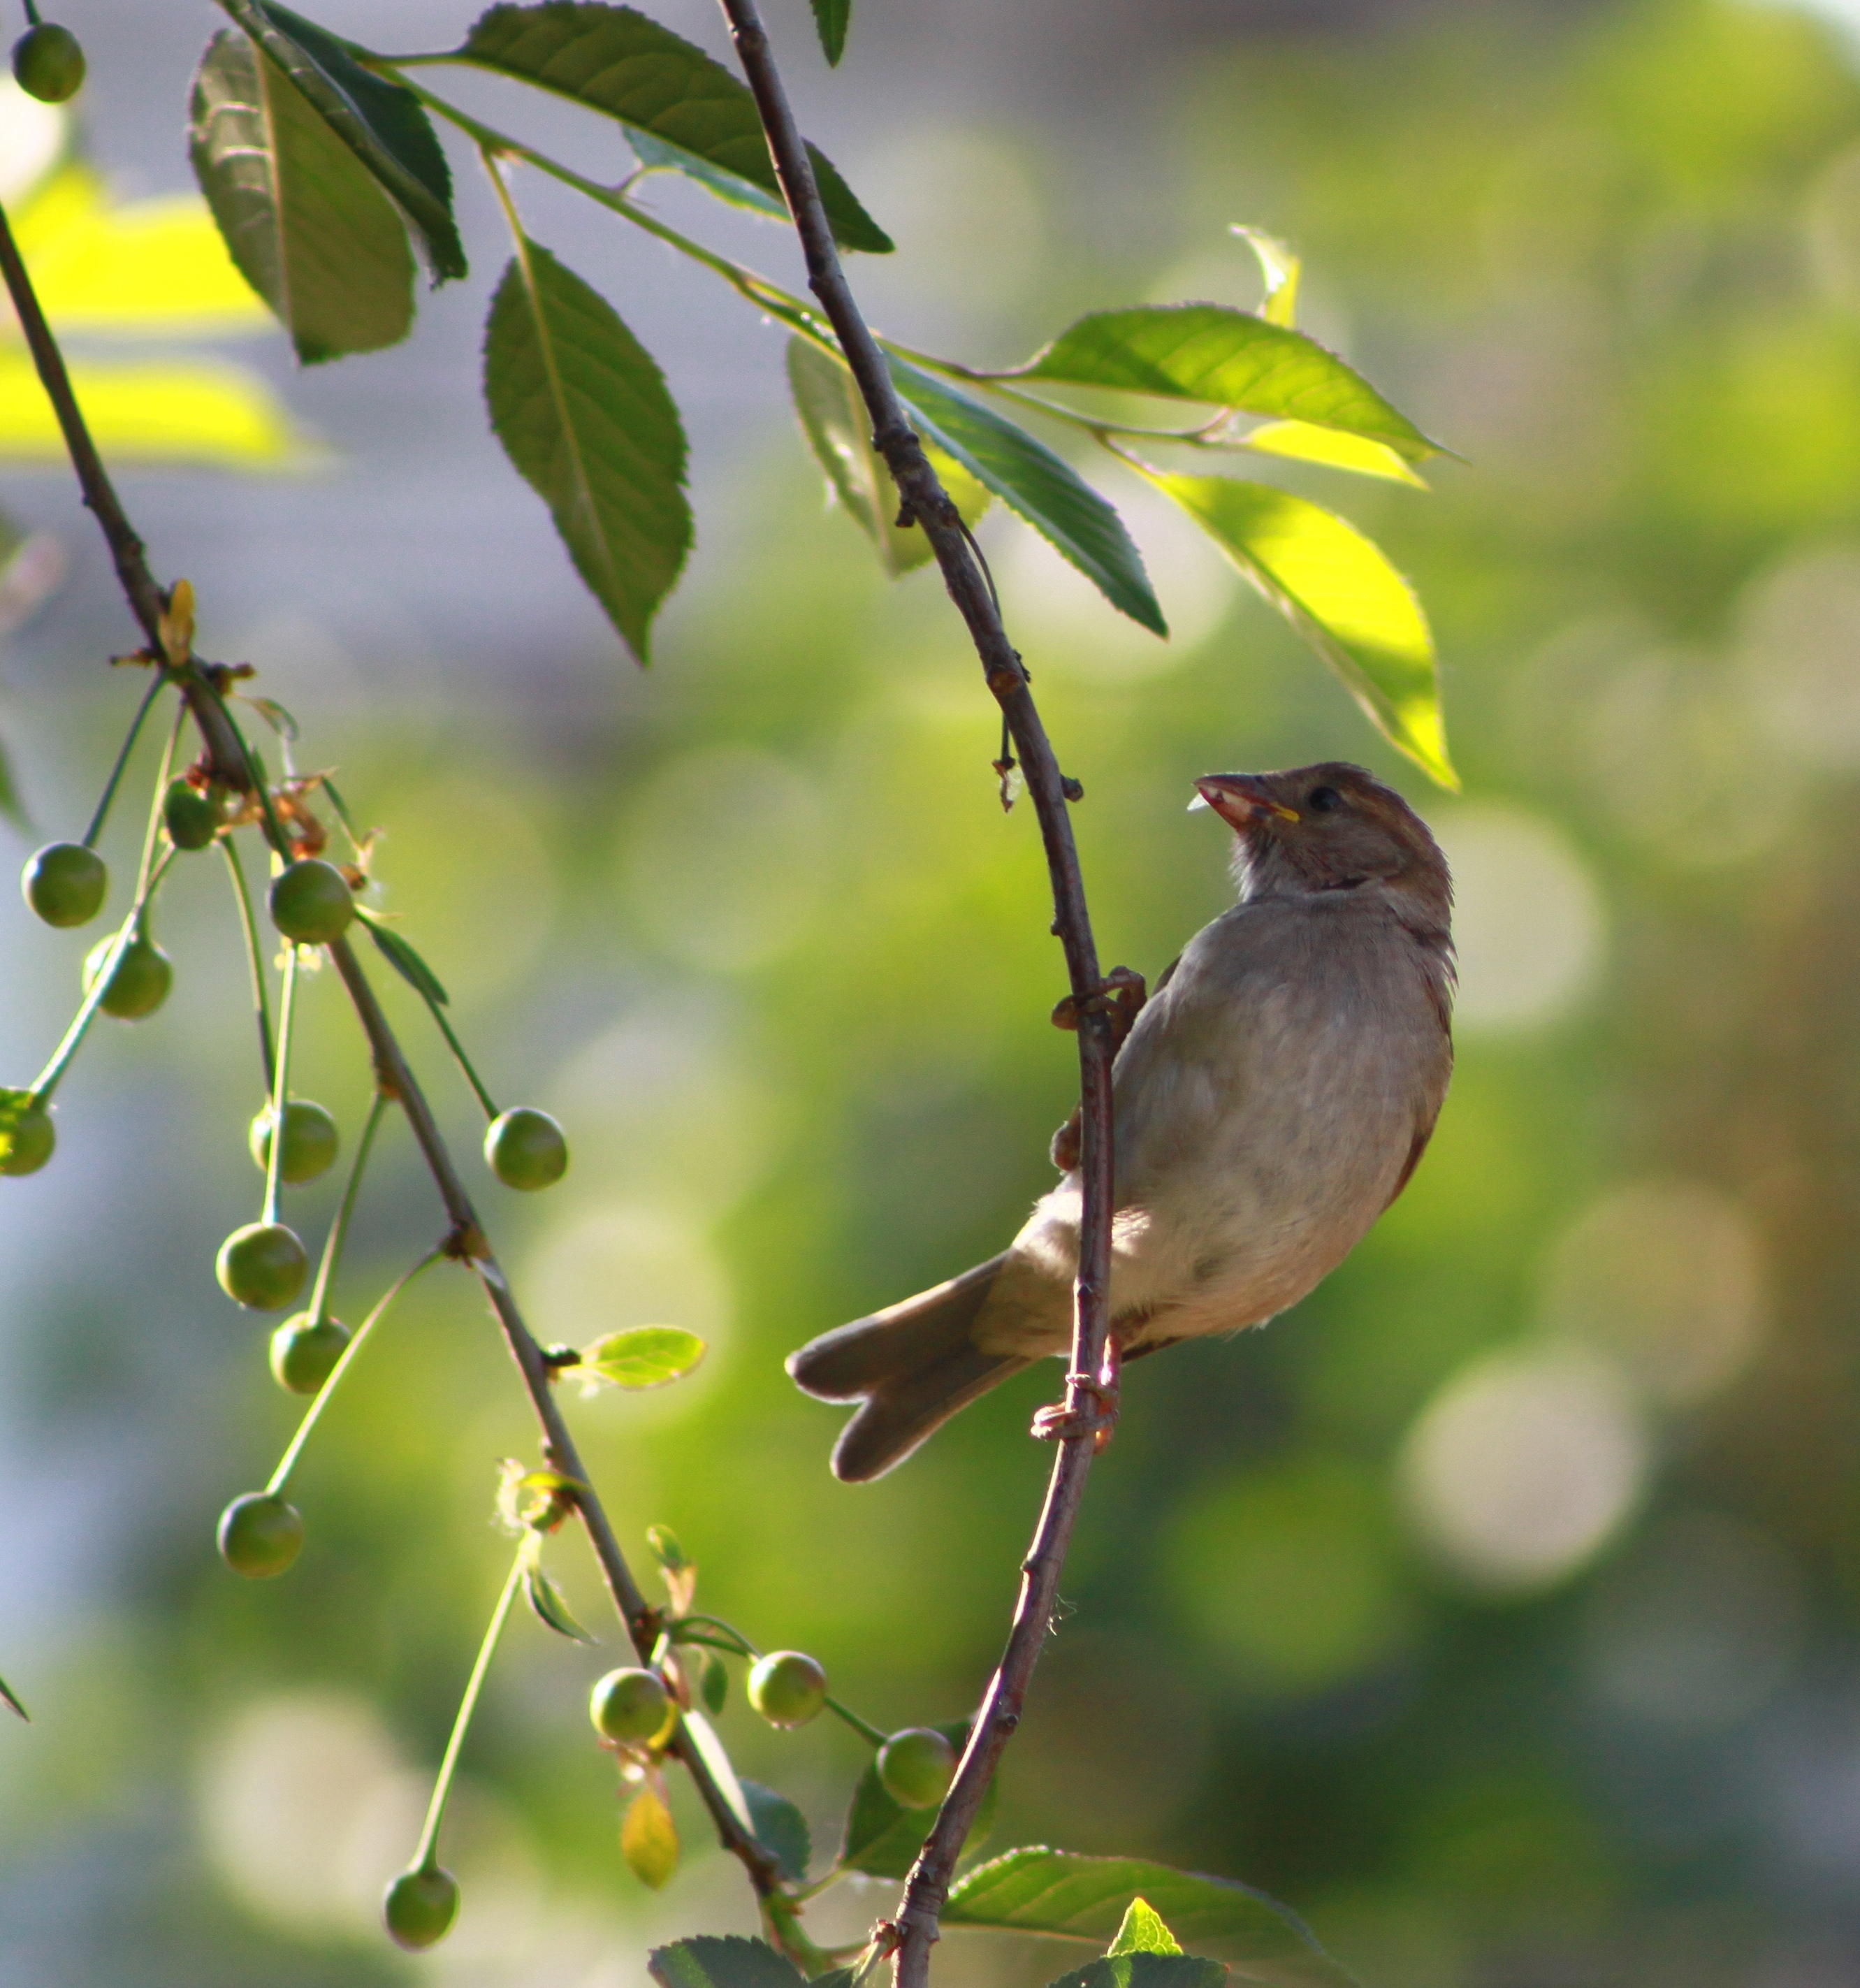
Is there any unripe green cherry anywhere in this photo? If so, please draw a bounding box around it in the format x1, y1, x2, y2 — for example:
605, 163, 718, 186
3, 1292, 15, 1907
22, 841, 106, 927
384, 1866, 459, 1950
484, 1107, 567, 1191
877, 1727, 958, 1808
268, 857, 354, 945
217, 1221, 309, 1310
217, 1491, 303, 1578
747, 1650, 827, 1729
11, 22, 85, 102
590, 1666, 672, 1745
84, 933, 173, 1020
249, 1098, 340, 1184
270, 1313, 349, 1394
163, 778, 221, 851
0, 1103, 53, 1177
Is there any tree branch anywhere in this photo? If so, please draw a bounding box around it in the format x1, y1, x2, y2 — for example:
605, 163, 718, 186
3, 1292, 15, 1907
711, 7, 1120, 1982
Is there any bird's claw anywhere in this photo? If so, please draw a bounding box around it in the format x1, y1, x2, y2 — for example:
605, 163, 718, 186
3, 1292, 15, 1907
1051, 966, 1147, 1040
1031, 1368, 1121, 1452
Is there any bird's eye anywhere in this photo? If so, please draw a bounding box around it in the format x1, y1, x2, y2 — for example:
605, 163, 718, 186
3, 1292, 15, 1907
1307, 785, 1343, 813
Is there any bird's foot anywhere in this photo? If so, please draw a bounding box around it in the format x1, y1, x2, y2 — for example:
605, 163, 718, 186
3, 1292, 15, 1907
1031, 1347, 1122, 1453
1051, 966, 1147, 1045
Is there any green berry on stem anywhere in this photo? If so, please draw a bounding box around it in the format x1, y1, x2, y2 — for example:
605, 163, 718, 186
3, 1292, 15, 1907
268, 857, 354, 945
11, 22, 84, 102
269, 1313, 349, 1394
217, 1221, 309, 1310
249, 1098, 340, 1184
590, 1666, 672, 1745
0, 1101, 53, 1177
22, 841, 106, 928
877, 1727, 958, 1808
83, 933, 173, 1020
484, 1107, 567, 1191
384, 1866, 459, 1950
747, 1650, 827, 1729
163, 778, 221, 851
217, 1491, 303, 1578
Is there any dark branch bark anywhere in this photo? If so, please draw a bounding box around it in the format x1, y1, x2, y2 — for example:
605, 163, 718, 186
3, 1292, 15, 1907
711, 8, 1119, 1983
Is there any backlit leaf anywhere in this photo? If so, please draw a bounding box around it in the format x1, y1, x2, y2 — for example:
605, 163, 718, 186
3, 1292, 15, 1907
523, 1560, 596, 1642
189, 29, 414, 363
458, 4, 891, 254
1008, 305, 1439, 460
1233, 420, 1427, 487
1145, 472, 1455, 788
0, 350, 300, 466
579, 1325, 706, 1389
811, 0, 851, 65
681, 1708, 753, 1834
887, 356, 1164, 634
1047, 1958, 1226, 1988
483, 238, 691, 662
741, 1778, 810, 1883
842, 1720, 996, 1878
215, 0, 465, 280
1231, 226, 1300, 328
0, 1674, 26, 1720
945, 1849, 1358, 1988
622, 1783, 680, 1888
1109, 1901, 1183, 1957
358, 913, 451, 1006
649, 1938, 806, 1988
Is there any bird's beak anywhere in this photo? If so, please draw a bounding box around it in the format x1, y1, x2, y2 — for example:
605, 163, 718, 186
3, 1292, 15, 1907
1189, 774, 1300, 829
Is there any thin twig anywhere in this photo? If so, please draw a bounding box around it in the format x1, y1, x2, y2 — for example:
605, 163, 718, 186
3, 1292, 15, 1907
711, 6, 1119, 1984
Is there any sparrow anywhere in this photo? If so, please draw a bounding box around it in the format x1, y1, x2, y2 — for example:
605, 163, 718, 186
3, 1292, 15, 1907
788, 762, 1455, 1481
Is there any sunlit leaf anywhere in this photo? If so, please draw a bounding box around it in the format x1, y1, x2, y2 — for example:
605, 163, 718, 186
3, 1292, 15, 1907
0, 350, 301, 466
1109, 1901, 1183, 1957
649, 1938, 806, 1988
241, 694, 298, 740
1145, 472, 1456, 788
1233, 420, 1428, 487
945, 1849, 1358, 1988
741, 1778, 810, 1883
1231, 225, 1300, 328
681, 1708, 753, 1834
887, 356, 1165, 634
1047, 1957, 1226, 1988
484, 238, 691, 662
458, 4, 892, 254
215, 0, 465, 281
189, 29, 414, 363
522, 1558, 596, 1642
842, 1720, 996, 1878
1006, 305, 1439, 460
357, 912, 450, 1006
646, 1523, 689, 1572
699, 1646, 727, 1715
622, 1783, 681, 1888
811, 0, 850, 65
579, 1325, 706, 1390
787, 338, 989, 576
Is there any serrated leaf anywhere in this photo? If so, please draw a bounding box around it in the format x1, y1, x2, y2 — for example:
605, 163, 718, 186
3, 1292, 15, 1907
1008, 305, 1439, 461
0, 350, 301, 467
215, 0, 465, 281
579, 1325, 706, 1389
741, 1778, 810, 1883
0, 1674, 26, 1720
842, 1719, 996, 1878
1110, 1901, 1183, 1957
484, 239, 691, 662
1145, 472, 1455, 790
359, 913, 451, 1006
649, 1938, 807, 1988
458, 4, 891, 254
887, 356, 1164, 635
1048, 1958, 1226, 1988
622, 1783, 680, 1888
945, 1849, 1358, 1988
189, 29, 415, 365
787, 338, 989, 576
523, 1560, 596, 1642
811, 0, 850, 64
1231, 226, 1300, 329
1234, 421, 1427, 488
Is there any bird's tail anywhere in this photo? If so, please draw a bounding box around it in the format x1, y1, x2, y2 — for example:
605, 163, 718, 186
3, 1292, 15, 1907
787, 1254, 1029, 1482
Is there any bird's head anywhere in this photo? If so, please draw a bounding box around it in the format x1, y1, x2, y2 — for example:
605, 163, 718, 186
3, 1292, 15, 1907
1191, 762, 1451, 934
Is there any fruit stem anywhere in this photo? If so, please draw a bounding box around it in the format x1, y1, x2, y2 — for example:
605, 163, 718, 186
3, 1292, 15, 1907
423, 993, 498, 1121
824, 1696, 889, 1749
81, 672, 166, 850
20, 2, 40, 27
262, 944, 298, 1226
266, 1249, 443, 1497
305, 1089, 388, 1326
412, 1544, 526, 1874
671, 1613, 759, 1656
219, 835, 277, 1094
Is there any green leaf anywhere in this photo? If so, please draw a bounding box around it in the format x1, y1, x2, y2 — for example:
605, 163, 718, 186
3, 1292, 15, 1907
358, 913, 451, 1006
1008, 305, 1439, 461
699, 1646, 728, 1714
0, 1674, 27, 1720
215, 0, 465, 281
646, 1523, 689, 1572
1232, 226, 1300, 328
523, 1559, 596, 1642
1145, 473, 1456, 790
1234, 421, 1428, 488
741, 1778, 810, 1883
457, 4, 892, 255
787, 338, 989, 576
241, 694, 299, 741
623, 1783, 681, 1888
1110, 1901, 1183, 1957
811, 0, 850, 64
887, 356, 1165, 635
1048, 1958, 1226, 1988
189, 29, 415, 364
945, 1849, 1358, 1988
579, 1325, 706, 1389
484, 240, 691, 662
649, 1938, 807, 1988
681, 1707, 753, 1834
842, 1719, 996, 1878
